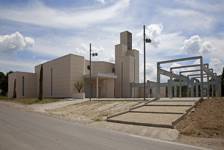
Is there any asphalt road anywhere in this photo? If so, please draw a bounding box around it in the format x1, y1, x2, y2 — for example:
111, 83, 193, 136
0, 104, 206, 150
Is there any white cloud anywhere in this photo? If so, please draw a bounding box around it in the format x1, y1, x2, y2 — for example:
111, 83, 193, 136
182, 35, 224, 74
138, 61, 157, 82
205, 37, 224, 74
96, 0, 105, 4
158, 32, 185, 55
0, 0, 130, 29
175, 0, 224, 13
159, 8, 215, 30
182, 35, 214, 54
200, 41, 213, 54
134, 24, 186, 57
135, 24, 163, 48
133, 23, 189, 82
210, 58, 222, 73
170, 63, 181, 70
0, 32, 34, 52
205, 36, 224, 59
182, 35, 201, 54
29, 29, 117, 66
145, 24, 163, 47
136, 25, 223, 80
146, 62, 157, 81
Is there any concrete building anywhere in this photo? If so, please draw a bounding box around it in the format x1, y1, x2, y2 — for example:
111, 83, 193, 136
8, 31, 139, 99
115, 31, 139, 98
35, 54, 116, 99
8, 72, 37, 98
35, 54, 86, 98
8, 31, 222, 99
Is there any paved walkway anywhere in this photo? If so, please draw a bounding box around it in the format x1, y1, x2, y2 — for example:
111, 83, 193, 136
107, 98, 201, 128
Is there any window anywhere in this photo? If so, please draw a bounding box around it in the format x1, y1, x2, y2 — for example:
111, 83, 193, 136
112, 67, 115, 73
87, 65, 90, 70
165, 86, 168, 97
150, 88, 152, 97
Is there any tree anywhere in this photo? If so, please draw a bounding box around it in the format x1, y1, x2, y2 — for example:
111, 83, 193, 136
0, 72, 5, 95
38, 64, 43, 100
221, 67, 224, 96
74, 81, 83, 93
0, 71, 13, 96
13, 79, 16, 98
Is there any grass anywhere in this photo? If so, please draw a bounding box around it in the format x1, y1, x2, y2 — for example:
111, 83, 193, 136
0, 96, 60, 105
0, 96, 8, 100
93, 117, 103, 122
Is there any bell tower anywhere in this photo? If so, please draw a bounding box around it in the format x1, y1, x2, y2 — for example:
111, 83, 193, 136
115, 31, 139, 97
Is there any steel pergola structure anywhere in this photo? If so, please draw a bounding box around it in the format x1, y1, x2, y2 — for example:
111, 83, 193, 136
129, 56, 220, 99
157, 56, 219, 99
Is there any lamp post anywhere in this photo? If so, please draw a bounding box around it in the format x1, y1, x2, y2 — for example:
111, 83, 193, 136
143, 25, 151, 101
89, 43, 98, 101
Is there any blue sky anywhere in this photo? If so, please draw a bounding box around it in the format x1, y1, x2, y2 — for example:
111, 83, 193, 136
0, 0, 224, 81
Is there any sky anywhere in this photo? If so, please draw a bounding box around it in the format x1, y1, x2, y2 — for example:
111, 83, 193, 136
0, 0, 224, 81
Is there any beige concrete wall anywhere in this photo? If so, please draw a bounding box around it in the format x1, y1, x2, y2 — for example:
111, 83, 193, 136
84, 60, 114, 75
138, 86, 166, 98
35, 54, 85, 98
132, 49, 139, 83
122, 55, 133, 97
8, 72, 36, 98
114, 44, 125, 97
106, 79, 115, 98
100, 79, 114, 98
83, 60, 115, 98
70, 55, 85, 96
34, 54, 115, 99
120, 31, 132, 50
8, 73, 17, 98
84, 78, 115, 98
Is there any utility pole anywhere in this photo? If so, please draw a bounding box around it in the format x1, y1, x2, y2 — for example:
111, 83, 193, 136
89, 43, 92, 101
143, 25, 151, 101
89, 43, 98, 101
143, 25, 146, 101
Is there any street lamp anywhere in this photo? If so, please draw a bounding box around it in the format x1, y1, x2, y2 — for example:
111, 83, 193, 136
143, 25, 151, 101
89, 43, 98, 101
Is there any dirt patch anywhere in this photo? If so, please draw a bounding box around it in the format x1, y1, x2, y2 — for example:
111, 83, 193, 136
48, 100, 142, 123
176, 98, 224, 138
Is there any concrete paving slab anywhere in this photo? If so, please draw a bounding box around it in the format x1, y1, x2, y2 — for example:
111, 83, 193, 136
108, 112, 182, 128
158, 98, 200, 101
133, 106, 190, 114
91, 98, 155, 101
157, 100, 198, 102
107, 98, 200, 128
147, 101, 195, 106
